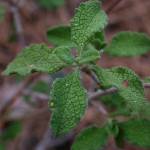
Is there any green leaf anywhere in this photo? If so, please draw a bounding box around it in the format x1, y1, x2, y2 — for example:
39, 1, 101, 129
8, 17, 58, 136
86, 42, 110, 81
119, 119, 150, 148
92, 66, 150, 118
32, 80, 49, 94
0, 144, 5, 150
37, 0, 64, 10
50, 71, 87, 136
76, 45, 100, 64
0, 121, 22, 142
71, 0, 108, 50
90, 31, 106, 49
71, 126, 108, 150
101, 92, 125, 111
0, 4, 6, 22
3, 44, 74, 76
105, 32, 150, 56
47, 26, 76, 47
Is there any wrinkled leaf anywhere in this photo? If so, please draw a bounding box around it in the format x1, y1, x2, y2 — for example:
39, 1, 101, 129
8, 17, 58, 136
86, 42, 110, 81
119, 119, 150, 148
47, 26, 76, 47
90, 31, 106, 49
72, 126, 108, 150
50, 71, 87, 136
3, 44, 74, 76
71, 0, 107, 50
105, 32, 150, 56
92, 66, 150, 118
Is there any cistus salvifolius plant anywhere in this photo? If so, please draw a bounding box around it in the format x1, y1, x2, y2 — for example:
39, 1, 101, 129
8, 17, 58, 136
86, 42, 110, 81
3, 0, 150, 149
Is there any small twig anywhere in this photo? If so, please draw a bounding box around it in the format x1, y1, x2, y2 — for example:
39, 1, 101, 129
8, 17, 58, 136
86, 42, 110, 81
23, 83, 150, 104
90, 101, 108, 116
106, 0, 124, 14
26, 82, 150, 149
82, 68, 100, 86
89, 87, 117, 100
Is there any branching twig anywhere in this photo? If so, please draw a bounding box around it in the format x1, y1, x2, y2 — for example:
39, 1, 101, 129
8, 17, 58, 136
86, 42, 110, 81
82, 68, 100, 86
23, 82, 150, 149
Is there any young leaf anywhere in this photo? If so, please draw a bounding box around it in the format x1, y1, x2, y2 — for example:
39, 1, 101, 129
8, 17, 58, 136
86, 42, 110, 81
90, 31, 106, 49
71, 0, 107, 50
71, 127, 108, 150
47, 26, 76, 47
92, 66, 150, 118
76, 45, 100, 64
3, 44, 74, 76
105, 32, 150, 56
50, 71, 87, 136
119, 119, 150, 148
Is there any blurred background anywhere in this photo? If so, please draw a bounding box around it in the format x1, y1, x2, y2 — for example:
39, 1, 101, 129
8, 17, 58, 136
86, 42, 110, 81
0, 0, 150, 150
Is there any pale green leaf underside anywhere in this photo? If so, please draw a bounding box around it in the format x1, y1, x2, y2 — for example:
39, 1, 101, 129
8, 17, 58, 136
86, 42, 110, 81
120, 119, 150, 148
3, 44, 74, 76
105, 32, 150, 56
50, 71, 87, 136
72, 126, 108, 150
92, 66, 150, 118
71, 0, 107, 50
47, 26, 76, 47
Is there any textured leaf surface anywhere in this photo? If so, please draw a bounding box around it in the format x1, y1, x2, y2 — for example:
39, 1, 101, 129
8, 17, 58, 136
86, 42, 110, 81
72, 127, 108, 150
105, 32, 150, 56
76, 45, 100, 64
3, 44, 74, 75
50, 71, 87, 136
71, 0, 107, 50
47, 26, 76, 47
92, 66, 150, 118
119, 119, 150, 147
